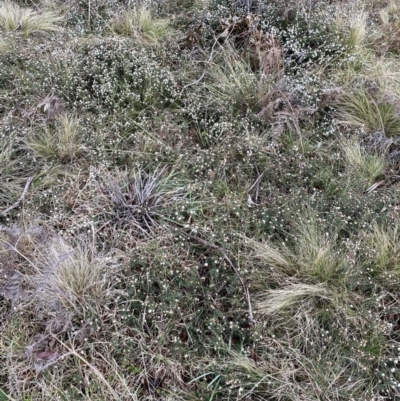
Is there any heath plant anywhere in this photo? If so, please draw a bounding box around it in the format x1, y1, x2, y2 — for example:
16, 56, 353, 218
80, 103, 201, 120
64, 37, 178, 115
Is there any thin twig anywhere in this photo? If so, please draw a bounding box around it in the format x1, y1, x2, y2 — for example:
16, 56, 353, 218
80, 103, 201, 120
0, 237, 42, 274
222, 251, 256, 324
2, 176, 34, 215
247, 172, 264, 207
184, 231, 257, 324
12, 21, 23, 32
51, 335, 122, 401
365, 180, 385, 194
179, 39, 218, 95
248, 172, 264, 194
179, 27, 227, 95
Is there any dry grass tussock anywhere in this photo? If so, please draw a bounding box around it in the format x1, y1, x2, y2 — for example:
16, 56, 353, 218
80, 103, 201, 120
0, 223, 127, 395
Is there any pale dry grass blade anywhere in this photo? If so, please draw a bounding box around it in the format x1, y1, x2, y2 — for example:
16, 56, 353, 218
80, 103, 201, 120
256, 283, 333, 316
245, 237, 293, 274
51, 336, 123, 401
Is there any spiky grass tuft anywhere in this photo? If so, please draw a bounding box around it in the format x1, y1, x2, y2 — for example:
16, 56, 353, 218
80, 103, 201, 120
246, 209, 345, 285
36, 238, 111, 313
0, 36, 8, 54
0, 132, 24, 210
100, 166, 188, 234
336, 9, 367, 53
293, 213, 345, 283
362, 223, 400, 285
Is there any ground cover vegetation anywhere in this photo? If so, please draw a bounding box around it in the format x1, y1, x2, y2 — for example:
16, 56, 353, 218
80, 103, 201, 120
2, 0, 400, 399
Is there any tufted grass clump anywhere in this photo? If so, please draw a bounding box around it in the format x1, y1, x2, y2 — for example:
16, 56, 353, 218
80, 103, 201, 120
0, 0, 62, 36
342, 138, 388, 185
245, 208, 346, 286
0, 131, 26, 210
205, 41, 274, 117
335, 9, 368, 53
337, 89, 400, 138
360, 223, 400, 289
111, 5, 175, 44
35, 236, 112, 313
0, 224, 127, 397
0, 36, 8, 54
27, 115, 84, 164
